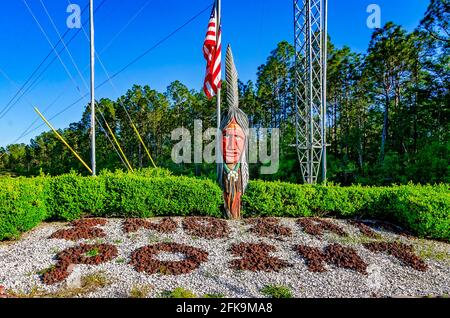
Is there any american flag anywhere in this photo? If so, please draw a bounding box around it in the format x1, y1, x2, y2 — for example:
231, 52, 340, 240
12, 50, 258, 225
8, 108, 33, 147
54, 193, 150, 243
203, 4, 221, 99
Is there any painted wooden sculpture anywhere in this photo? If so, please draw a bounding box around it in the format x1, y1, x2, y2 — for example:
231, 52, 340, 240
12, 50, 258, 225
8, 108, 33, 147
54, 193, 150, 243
218, 45, 249, 220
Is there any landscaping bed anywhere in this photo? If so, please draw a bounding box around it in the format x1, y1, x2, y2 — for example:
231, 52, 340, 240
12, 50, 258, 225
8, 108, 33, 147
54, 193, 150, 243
0, 217, 449, 298
0, 172, 449, 241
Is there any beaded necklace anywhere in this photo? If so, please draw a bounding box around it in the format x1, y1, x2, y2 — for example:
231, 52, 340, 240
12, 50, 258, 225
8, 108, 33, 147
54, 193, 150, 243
224, 162, 240, 181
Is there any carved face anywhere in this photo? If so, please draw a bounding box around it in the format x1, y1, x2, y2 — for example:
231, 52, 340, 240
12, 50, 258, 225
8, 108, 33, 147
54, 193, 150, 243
222, 118, 245, 164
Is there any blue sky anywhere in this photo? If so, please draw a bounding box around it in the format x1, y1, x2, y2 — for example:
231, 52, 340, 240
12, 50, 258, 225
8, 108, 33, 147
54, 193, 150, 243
0, 0, 430, 147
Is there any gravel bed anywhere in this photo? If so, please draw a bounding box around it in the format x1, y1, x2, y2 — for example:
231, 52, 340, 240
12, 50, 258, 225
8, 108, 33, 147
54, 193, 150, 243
0, 217, 448, 298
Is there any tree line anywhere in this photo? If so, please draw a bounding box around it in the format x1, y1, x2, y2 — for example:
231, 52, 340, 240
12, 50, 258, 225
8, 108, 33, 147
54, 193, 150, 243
0, 0, 448, 185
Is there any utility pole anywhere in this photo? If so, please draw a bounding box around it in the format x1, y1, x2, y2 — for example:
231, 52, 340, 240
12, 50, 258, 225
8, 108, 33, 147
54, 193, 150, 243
90, 0, 96, 175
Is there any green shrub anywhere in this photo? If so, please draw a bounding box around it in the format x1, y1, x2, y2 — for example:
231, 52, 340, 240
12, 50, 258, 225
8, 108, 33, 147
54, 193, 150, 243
102, 174, 222, 218
44, 172, 222, 220
243, 180, 449, 240
131, 167, 173, 178
242, 181, 317, 217
260, 285, 293, 298
0, 177, 48, 240
99, 167, 173, 178
387, 185, 450, 239
129, 285, 152, 298
45, 173, 106, 221
161, 287, 197, 298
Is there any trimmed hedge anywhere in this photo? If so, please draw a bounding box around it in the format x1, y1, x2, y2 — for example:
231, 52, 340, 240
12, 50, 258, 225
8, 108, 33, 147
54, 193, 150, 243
0, 171, 448, 241
46, 171, 222, 221
242, 181, 449, 240
0, 177, 48, 240
101, 173, 222, 218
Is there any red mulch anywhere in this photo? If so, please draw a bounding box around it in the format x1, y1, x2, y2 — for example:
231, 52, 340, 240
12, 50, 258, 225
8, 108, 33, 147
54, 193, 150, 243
245, 218, 292, 240
182, 217, 230, 239
49, 227, 106, 241
297, 217, 348, 238
41, 244, 118, 285
295, 243, 368, 274
129, 243, 208, 275
123, 218, 177, 234
363, 241, 428, 271
229, 242, 292, 272
294, 245, 328, 272
348, 220, 381, 238
49, 218, 107, 241
70, 218, 107, 227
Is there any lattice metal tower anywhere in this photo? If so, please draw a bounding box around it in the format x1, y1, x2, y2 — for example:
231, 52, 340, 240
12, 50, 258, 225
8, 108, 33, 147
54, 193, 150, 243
293, 0, 328, 184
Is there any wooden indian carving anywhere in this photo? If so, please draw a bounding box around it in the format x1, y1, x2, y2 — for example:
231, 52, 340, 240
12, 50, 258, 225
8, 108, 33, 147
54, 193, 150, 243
218, 45, 249, 220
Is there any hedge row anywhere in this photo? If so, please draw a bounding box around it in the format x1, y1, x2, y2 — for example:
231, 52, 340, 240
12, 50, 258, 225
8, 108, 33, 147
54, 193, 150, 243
242, 181, 449, 240
0, 170, 222, 240
0, 177, 47, 241
0, 170, 448, 241
46, 172, 222, 220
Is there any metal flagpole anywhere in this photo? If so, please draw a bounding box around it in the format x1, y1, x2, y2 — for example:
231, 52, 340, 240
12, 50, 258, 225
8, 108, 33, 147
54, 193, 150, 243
216, 0, 222, 167
90, 0, 96, 176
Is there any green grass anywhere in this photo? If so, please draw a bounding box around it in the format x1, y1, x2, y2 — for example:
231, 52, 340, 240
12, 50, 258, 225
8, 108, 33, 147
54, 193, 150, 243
36, 265, 56, 276
260, 285, 293, 298
148, 234, 160, 243
129, 285, 152, 298
160, 287, 197, 298
84, 248, 100, 258
49, 247, 61, 254
8, 272, 110, 298
413, 239, 450, 264
327, 233, 386, 246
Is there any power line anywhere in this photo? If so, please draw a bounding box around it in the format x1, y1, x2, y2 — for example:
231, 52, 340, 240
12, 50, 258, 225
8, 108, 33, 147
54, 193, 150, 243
12, 90, 67, 143
0, 67, 36, 111
76, 1, 157, 167
96, 116, 129, 171
23, 0, 107, 97
11, 0, 143, 144
97, 3, 213, 88
99, 0, 153, 54
39, 0, 90, 91
0, 0, 108, 121
21, 0, 86, 101
0, 2, 89, 119
8, 0, 108, 142
19, 2, 214, 141
0, 66, 69, 145
61, 0, 135, 171
22, 0, 128, 171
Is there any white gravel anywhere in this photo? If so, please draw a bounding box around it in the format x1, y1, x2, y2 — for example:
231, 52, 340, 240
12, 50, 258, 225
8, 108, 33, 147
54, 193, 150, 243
0, 217, 449, 298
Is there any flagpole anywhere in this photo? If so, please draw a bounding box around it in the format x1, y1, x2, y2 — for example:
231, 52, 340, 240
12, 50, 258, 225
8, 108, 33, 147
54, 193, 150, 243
216, 0, 221, 166
90, 0, 96, 176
